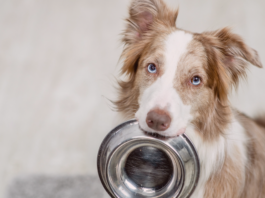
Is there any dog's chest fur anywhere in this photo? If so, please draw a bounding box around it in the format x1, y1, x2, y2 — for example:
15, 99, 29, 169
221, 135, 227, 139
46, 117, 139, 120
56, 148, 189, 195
186, 115, 247, 198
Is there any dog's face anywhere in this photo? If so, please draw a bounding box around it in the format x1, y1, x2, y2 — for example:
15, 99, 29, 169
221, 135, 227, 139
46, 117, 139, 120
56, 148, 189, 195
116, 0, 262, 138
135, 31, 209, 136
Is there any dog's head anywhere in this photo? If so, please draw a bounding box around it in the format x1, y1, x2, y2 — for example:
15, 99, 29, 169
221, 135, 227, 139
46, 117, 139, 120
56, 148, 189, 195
116, 0, 262, 139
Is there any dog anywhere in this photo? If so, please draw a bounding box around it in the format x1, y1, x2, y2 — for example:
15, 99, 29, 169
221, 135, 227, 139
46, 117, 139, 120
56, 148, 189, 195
114, 0, 265, 197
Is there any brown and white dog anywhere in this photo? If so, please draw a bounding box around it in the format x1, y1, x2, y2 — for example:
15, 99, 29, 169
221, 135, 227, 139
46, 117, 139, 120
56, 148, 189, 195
114, 0, 265, 197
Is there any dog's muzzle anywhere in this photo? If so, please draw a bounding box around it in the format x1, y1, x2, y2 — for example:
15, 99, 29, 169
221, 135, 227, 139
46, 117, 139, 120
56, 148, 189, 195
97, 120, 200, 198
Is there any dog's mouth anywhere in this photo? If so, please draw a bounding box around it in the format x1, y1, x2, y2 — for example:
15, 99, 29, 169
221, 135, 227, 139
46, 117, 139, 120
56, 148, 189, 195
137, 120, 187, 139
138, 125, 178, 140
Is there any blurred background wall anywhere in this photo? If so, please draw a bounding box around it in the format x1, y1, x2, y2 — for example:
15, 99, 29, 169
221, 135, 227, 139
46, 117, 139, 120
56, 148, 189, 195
0, 0, 264, 197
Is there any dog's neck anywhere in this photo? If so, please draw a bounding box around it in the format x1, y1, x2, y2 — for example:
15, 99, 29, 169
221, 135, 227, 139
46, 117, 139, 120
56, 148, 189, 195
191, 98, 232, 142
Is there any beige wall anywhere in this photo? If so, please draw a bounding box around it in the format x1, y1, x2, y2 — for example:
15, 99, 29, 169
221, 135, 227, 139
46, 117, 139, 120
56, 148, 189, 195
1, 0, 265, 196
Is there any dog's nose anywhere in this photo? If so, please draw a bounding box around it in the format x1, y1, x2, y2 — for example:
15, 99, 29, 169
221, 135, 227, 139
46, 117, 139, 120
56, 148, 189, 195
146, 109, 171, 131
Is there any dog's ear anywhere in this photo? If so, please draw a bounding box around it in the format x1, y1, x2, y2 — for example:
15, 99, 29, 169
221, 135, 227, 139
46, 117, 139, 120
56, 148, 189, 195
211, 27, 263, 86
124, 0, 178, 44
199, 28, 262, 102
121, 0, 178, 76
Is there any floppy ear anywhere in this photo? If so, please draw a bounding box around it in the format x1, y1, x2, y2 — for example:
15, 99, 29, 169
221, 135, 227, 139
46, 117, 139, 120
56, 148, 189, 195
121, 0, 178, 76
212, 27, 263, 86
123, 0, 178, 44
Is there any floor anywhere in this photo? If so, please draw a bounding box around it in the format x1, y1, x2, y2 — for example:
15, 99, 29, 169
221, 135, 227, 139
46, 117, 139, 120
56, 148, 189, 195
6, 175, 109, 198
1, 0, 265, 197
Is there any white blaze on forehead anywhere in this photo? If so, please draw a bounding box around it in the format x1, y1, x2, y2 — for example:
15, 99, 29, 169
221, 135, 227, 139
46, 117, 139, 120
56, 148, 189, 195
163, 31, 193, 87
136, 30, 193, 136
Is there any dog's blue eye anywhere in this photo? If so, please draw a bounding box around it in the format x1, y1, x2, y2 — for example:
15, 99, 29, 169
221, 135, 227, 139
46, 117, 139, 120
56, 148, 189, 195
191, 76, 201, 86
147, 64, 157, 74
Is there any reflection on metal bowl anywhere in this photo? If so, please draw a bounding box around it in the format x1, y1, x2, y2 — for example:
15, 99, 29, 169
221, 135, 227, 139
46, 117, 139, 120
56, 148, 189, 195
97, 120, 200, 198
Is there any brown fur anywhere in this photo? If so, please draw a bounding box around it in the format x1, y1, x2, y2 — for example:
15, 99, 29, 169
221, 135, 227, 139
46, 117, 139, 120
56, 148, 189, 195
189, 28, 262, 142
204, 154, 245, 198
203, 112, 265, 198
115, 0, 265, 197
115, 73, 140, 118
114, 0, 178, 118
184, 37, 232, 141
237, 112, 265, 198
254, 114, 265, 128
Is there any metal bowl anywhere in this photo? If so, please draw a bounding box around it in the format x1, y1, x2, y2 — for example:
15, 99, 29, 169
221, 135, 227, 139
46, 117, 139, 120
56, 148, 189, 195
97, 119, 200, 198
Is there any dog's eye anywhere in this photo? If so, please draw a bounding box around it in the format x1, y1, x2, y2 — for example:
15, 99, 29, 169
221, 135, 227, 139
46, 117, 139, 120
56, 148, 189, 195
147, 63, 157, 74
191, 76, 201, 86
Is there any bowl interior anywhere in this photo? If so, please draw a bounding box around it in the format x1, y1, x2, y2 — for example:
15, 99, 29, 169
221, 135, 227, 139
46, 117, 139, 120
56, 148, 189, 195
107, 139, 184, 198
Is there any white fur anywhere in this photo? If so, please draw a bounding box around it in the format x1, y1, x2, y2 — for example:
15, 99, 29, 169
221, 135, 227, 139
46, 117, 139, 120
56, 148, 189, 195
135, 30, 193, 136
187, 126, 226, 198
187, 116, 248, 198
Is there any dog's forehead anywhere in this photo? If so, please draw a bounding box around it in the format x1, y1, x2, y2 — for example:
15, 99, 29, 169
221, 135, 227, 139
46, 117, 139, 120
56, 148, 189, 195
141, 30, 207, 80
158, 31, 193, 81
161, 31, 207, 75
164, 30, 193, 54
180, 39, 207, 70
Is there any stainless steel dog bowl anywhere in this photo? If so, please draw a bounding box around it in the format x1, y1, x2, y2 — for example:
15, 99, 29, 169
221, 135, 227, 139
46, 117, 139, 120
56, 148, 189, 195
97, 120, 200, 198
